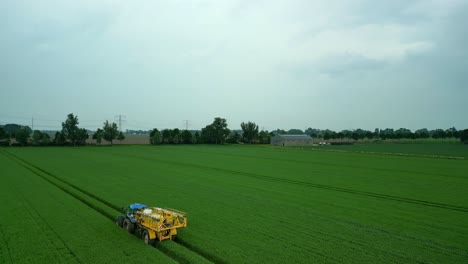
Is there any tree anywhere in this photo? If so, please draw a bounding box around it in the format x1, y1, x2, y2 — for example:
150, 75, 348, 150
181, 130, 192, 144
76, 128, 89, 145
337, 132, 344, 141
103, 120, 118, 145
460, 129, 468, 143
201, 125, 216, 143
32, 130, 43, 146
415, 128, 429, 139
150, 129, 162, 145
162, 129, 171, 144
395, 128, 413, 139
226, 131, 241, 144
341, 130, 353, 139
276, 129, 287, 135
211, 117, 230, 144
200, 118, 230, 144
149, 129, 157, 144
380, 128, 394, 140
41, 133, 51, 145
305, 128, 321, 138
446, 127, 458, 138
3, 124, 31, 138
194, 132, 200, 144
0, 127, 10, 146
431, 129, 447, 139
287, 129, 304, 135
54, 131, 66, 145
258, 130, 270, 144
374, 128, 380, 138
93, 129, 104, 144
62, 113, 80, 146
172, 128, 180, 144
0, 127, 7, 140
241, 121, 259, 143
117, 132, 126, 143
352, 129, 369, 140
15, 128, 30, 146
154, 132, 162, 144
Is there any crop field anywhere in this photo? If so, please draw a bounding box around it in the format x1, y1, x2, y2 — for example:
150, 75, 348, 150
300, 143, 468, 158
1, 145, 467, 263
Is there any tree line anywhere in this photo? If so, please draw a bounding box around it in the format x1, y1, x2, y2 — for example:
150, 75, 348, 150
147, 119, 468, 145
2, 115, 467, 146
0, 113, 125, 146
148, 118, 272, 145
302, 127, 467, 141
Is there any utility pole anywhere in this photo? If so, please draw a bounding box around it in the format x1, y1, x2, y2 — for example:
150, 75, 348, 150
114, 115, 127, 133
183, 120, 191, 130
32, 117, 34, 131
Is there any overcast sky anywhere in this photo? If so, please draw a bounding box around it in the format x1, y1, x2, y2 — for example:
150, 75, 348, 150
0, 0, 467, 131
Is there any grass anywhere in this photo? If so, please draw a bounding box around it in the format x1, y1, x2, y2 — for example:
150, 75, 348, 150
1, 144, 467, 263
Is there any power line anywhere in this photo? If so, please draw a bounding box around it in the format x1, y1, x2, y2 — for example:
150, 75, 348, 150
0, 114, 182, 131
79, 120, 107, 123
0, 114, 35, 121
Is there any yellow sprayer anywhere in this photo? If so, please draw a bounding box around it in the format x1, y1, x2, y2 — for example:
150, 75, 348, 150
115, 203, 187, 244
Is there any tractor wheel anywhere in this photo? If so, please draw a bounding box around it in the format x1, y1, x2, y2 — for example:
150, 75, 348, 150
123, 219, 135, 234
115, 216, 124, 227
142, 230, 155, 245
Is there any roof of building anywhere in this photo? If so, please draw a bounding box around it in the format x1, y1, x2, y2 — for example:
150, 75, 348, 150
273, 134, 312, 140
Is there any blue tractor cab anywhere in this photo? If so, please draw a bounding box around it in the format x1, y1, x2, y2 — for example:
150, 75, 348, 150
129, 203, 147, 210
126, 203, 147, 223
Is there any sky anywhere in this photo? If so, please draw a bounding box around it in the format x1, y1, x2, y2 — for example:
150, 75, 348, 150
0, 0, 467, 132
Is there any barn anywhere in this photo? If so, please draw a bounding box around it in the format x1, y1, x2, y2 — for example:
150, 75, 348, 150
271, 134, 313, 146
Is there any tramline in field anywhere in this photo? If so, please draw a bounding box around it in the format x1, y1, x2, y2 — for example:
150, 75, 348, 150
116, 203, 187, 244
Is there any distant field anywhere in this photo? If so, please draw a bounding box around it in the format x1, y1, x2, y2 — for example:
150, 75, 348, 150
1, 145, 467, 263
87, 134, 149, 145
296, 143, 468, 158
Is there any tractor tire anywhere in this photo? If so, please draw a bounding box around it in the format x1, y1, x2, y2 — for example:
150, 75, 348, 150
115, 216, 124, 227
142, 230, 155, 245
123, 219, 135, 234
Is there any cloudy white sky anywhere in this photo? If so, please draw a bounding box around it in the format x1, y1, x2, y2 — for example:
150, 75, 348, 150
0, 0, 467, 131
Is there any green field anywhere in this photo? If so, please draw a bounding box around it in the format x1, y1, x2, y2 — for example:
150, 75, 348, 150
299, 143, 468, 158
1, 145, 468, 263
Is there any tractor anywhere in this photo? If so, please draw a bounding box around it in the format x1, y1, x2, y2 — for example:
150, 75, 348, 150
115, 203, 187, 244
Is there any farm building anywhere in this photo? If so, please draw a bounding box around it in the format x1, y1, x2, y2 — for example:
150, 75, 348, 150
271, 134, 313, 146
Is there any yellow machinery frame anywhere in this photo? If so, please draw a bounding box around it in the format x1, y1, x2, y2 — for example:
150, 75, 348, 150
134, 207, 187, 242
